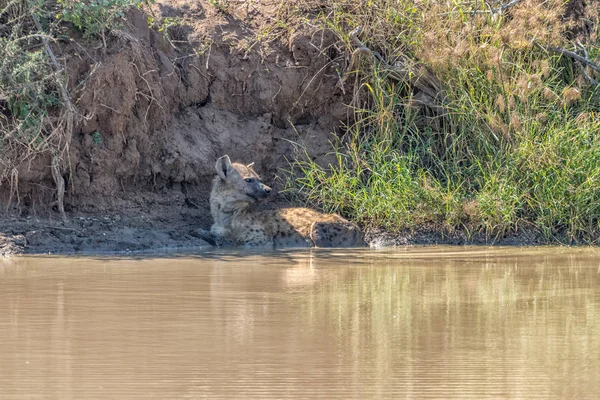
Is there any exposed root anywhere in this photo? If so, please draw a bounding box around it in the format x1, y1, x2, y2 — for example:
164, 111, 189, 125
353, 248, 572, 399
6, 168, 19, 214
31, 11, 75, 220
50, 157, 66, 221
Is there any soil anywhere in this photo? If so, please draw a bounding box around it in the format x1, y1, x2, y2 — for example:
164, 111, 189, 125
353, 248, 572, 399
0, 0, 584, 255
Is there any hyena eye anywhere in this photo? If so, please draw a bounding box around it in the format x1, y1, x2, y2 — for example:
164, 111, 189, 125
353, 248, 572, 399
245, 178, 253, 183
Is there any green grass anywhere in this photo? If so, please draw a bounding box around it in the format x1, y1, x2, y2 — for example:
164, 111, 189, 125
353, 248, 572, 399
284, 0, 600, 243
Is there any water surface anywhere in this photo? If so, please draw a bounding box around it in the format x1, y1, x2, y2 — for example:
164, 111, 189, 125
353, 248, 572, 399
1, 247, 599, 399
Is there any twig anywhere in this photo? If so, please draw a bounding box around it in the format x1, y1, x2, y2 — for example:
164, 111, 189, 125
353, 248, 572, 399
576, 40, 590, 60
348, 27, 385, 64
489, 0, 523, 14
440, 0, 522, 16
575, 40, 600, 88
100, 103, 121, 114
535, 42, 600, 74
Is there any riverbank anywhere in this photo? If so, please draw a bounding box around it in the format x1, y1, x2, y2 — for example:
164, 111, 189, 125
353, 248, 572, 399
1, 1, 599, 254
0, 211, 548, 256
0, 203, 212, 256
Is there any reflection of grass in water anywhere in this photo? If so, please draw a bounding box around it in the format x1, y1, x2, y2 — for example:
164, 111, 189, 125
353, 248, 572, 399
291, 254, 599, 395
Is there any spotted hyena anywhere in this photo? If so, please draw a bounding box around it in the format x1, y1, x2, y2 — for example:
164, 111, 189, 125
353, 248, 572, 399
197, 155, 366, 248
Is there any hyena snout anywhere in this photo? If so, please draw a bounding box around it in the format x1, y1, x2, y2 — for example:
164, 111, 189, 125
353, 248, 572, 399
247, 181, 271, 199
257, 183, 272, 198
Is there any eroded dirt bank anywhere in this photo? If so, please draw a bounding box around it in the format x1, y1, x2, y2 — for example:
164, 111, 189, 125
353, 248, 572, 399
1, 0, 352, 254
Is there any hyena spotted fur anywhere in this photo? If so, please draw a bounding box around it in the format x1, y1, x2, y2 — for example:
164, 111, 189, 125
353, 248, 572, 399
198, 155, 366, 248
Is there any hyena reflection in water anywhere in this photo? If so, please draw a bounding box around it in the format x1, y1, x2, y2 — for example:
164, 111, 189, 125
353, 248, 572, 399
198, 155, 366, 248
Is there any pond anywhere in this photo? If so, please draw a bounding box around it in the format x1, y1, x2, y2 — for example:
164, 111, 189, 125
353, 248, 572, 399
1, 247, 598, 399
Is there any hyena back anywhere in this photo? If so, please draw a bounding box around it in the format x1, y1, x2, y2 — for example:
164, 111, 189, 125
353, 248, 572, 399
200, 155, 366, 248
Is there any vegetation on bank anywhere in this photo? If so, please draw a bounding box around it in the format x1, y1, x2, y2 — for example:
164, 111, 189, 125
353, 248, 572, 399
0, 0, 147, 210
3, 0, 600, 244
282, 0, 600, 243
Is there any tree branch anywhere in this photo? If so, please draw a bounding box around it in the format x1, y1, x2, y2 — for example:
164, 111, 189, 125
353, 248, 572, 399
575, 40, 600, 88
494, 0, 523, 14
535, 42, 600, 74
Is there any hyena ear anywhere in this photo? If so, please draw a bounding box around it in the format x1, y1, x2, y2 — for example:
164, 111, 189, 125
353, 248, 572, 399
215, 155, 233, 180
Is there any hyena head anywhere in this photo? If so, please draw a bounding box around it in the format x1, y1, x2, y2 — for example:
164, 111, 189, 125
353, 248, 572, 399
214, 155, 272, 204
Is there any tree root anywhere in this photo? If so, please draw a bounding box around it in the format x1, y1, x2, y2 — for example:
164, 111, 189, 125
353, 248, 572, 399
31, 11, 75, 221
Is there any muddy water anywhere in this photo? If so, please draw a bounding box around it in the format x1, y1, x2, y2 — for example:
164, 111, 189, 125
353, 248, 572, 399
1, 247, 599, 399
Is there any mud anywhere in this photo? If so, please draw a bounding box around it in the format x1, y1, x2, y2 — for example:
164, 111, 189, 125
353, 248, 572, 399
0, 213, 548, 256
